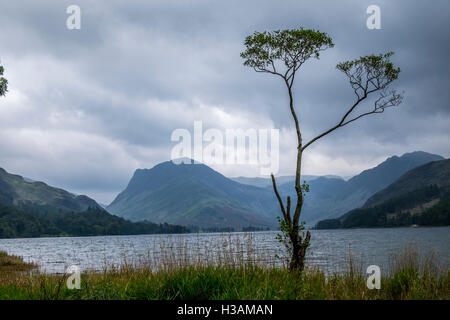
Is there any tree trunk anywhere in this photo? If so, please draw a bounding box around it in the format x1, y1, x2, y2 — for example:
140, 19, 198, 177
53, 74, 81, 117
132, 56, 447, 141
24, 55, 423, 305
285, 82, 311, 272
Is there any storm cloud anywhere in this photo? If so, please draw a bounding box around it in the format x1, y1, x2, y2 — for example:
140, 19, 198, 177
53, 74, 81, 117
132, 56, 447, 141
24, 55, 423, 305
0, 0, 449, 203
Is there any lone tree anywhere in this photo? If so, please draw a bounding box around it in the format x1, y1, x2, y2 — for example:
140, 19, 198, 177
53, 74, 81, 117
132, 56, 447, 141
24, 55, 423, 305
0, 63, 7, 96
240, 28, 402, 271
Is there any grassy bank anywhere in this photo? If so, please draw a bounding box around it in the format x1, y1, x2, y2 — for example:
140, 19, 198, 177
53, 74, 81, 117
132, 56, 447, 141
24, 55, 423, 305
0, 245, 448, 300
0, 250, 37, 272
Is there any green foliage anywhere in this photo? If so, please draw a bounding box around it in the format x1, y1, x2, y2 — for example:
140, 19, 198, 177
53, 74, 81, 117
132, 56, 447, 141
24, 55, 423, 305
275, 216, 290, 258
0, 64, 7, 96
240, 28, 333, 77
0, 203, 189, 239
335, 52, 402, 114
316, 185, 450, 229
301, 180, 310, 196
275, 216, 308, 262
315, 218, 341, 229
336, 52, 401, 86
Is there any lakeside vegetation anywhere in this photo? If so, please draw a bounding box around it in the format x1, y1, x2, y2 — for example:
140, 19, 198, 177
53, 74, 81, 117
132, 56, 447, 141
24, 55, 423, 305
0, 242, 448, 300
316, 186, 450, 229
0, 250, 37, 273
0, 204, 188, 238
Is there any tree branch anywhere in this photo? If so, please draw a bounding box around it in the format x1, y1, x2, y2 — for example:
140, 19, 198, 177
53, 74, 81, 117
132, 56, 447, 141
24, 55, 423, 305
271, 174, 288, 222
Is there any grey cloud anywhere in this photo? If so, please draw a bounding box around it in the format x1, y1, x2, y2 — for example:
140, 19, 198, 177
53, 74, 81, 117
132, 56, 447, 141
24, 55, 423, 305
0, 0, 448, 203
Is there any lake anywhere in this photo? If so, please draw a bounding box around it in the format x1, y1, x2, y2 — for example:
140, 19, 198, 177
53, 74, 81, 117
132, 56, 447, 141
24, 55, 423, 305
0, 227, 448, 275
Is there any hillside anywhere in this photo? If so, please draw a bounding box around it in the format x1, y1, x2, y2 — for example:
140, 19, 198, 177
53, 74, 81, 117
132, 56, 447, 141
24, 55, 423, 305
0, 167, 100, 213
363, 159, 450, 208
315, 159, 450, 229
107, 160, 278, 230
315, 185, 450, 229
0, 203, 188, 238
0, 167, 189, 238
277, 151, 444, 225
108, 151, 443, 228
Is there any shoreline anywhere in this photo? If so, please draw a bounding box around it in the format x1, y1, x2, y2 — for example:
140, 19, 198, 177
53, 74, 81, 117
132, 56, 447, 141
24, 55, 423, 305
0, 249, 448, 300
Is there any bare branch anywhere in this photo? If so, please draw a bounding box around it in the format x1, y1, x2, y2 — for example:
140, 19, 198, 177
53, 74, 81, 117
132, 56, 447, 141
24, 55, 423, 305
286, 196, 291, 222
302, 53, 402, 152
341, 90, 402, 126
271, 174, 288, 222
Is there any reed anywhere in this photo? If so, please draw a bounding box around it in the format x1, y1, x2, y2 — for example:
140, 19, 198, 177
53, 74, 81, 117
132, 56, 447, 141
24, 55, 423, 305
0, 239, 448, 300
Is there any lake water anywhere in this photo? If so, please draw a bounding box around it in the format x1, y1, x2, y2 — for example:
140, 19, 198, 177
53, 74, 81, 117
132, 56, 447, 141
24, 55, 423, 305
0, 227, 448, 275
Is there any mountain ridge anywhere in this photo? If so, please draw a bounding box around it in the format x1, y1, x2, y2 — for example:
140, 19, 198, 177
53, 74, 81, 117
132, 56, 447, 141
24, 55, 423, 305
363, 158, 450, 208
0, 167, 101, 213
315, 158, 450, 229
107, 160, 278, 229
108, 151, 444, 228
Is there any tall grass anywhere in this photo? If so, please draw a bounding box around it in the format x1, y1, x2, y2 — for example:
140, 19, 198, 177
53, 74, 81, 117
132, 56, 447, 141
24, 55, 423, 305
0, 239, 448, 300
102, 232, 282, 273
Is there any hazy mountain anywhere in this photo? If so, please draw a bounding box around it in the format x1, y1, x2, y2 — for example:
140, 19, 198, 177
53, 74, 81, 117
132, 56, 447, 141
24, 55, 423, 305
231, 175, 341, 188
363, 159, 450, 208
276, 151, 445, 225
276, 176, 347, 225
315, 158, 450, 229
232, 175, 308, 188
108, 151, 443, 229
316, 185, 450, 229
107, 160, 278, 230
0, 167, 188, 238
0, 167, 101, 212
336, 151, 444, 203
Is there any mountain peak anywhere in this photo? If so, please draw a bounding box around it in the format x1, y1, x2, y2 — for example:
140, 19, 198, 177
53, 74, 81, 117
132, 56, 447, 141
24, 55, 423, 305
108, 159, 277, 229
400, 150, 444, 159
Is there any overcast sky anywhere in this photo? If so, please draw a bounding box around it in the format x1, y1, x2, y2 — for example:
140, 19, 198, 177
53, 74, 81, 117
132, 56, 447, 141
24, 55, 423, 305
0, 0, 449, 204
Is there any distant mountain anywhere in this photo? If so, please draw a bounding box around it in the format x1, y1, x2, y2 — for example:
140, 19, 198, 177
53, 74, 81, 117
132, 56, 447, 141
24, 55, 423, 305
363, 159, 450, 208
0, 167, 189, 238
276, 151, 445, 225
345, 186, 449, 228
108, 151, 444, 229
336, 151, 444, 204
0, 167, 100, 212
231, 175, 341, 188
315, 159, 450, 229
107, 160, 278, 230
276, 176, 347, 225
